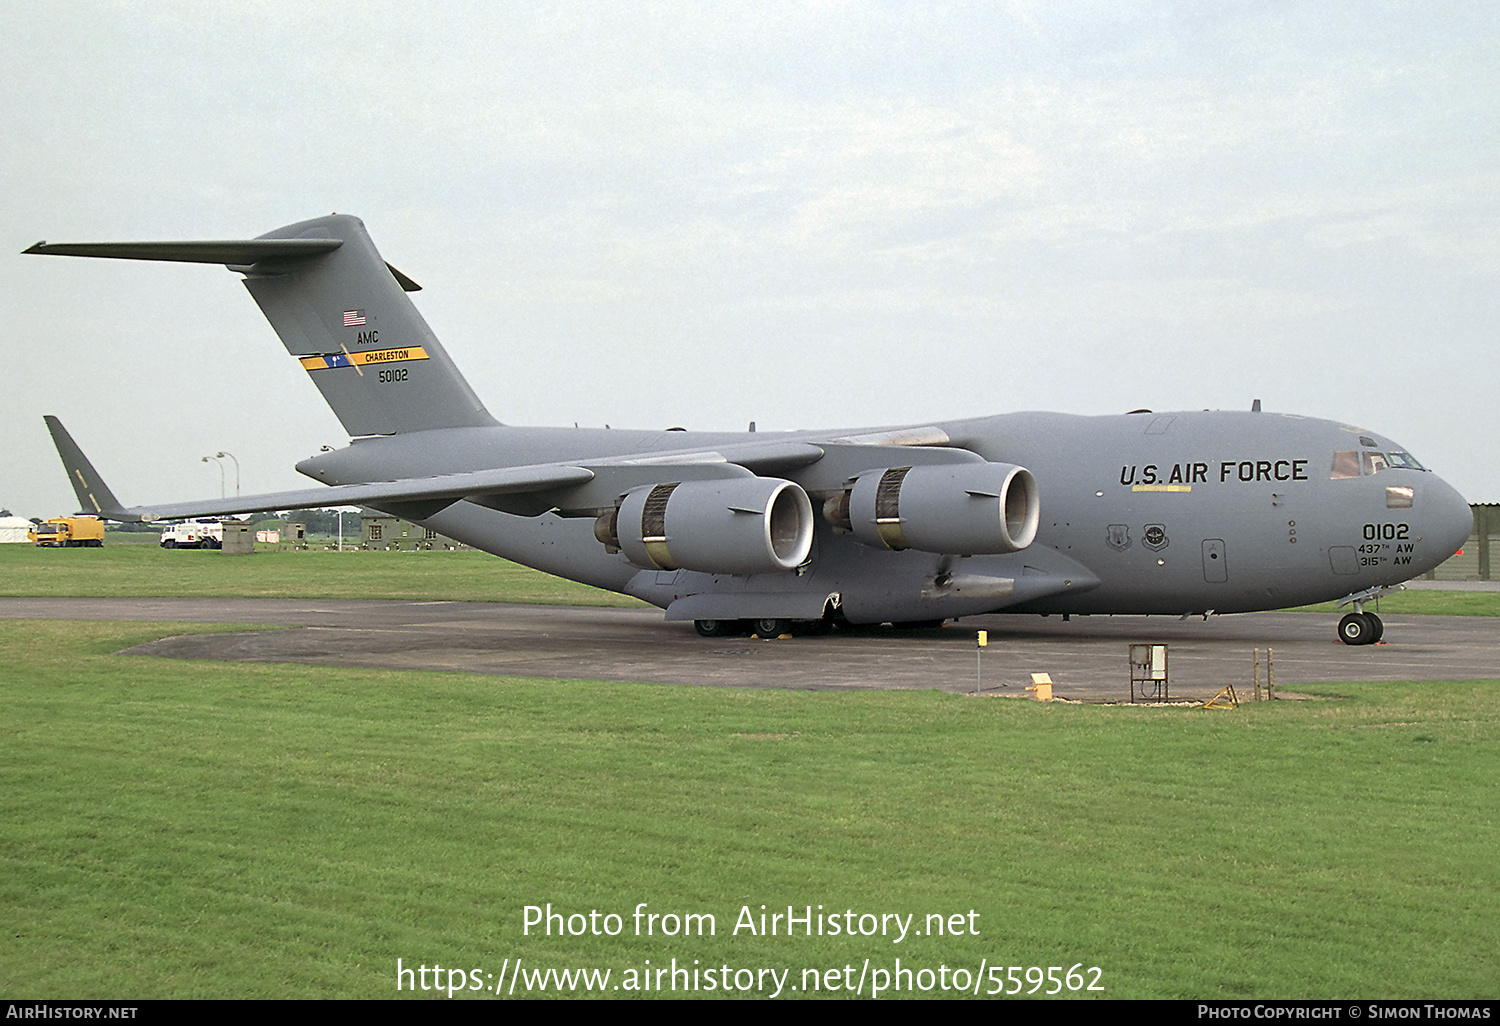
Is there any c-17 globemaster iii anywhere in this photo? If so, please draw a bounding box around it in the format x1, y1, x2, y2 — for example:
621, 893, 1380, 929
28, 214, 1473, 645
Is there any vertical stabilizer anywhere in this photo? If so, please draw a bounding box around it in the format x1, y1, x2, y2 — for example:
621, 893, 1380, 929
241, 215, 497, 435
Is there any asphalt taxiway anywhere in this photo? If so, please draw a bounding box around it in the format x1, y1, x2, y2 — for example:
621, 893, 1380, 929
3, 597, 1497, 701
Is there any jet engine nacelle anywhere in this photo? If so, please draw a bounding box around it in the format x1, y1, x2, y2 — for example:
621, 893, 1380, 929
833, 462, 1039, 554
598, 477, 815, 575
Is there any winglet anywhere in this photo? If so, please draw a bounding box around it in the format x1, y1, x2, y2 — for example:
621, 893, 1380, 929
42, 416, 139, 521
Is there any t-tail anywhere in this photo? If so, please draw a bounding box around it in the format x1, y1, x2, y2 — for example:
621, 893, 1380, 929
26, 215, 497, 436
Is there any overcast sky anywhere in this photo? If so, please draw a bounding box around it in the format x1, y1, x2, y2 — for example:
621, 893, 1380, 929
4, 1, 1497, 517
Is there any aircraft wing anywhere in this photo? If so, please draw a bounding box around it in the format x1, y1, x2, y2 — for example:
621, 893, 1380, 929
117, 467, 600, 522
46, 414, 979, 523
45, 414, 602, 522
42, 418, 794, 523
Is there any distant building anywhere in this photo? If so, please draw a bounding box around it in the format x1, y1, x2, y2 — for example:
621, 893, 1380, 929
359, 513, 467, 551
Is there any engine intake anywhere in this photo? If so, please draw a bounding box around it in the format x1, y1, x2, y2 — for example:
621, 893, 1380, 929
597, 477, 815, 575
831, 462, 1039, 554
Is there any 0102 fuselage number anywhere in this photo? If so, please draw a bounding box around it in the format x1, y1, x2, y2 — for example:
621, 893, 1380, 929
1358, 523, 1416, 567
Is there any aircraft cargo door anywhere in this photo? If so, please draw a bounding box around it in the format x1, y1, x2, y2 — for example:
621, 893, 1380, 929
1202, 539, 1228, 583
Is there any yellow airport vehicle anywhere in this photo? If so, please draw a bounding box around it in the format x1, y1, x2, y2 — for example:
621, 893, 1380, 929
29, 515, 105, 547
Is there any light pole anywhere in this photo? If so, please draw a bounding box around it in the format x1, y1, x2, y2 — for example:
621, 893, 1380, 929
215, 451, 240, 496
201, 455, 225, 498
320, 447, 348, 551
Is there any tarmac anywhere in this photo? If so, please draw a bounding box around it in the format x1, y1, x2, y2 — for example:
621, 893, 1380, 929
3, 596, 1497, 702
1404, 579, 1500, 591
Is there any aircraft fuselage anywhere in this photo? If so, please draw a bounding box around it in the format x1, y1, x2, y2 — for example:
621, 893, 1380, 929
295, 408, 1472, 625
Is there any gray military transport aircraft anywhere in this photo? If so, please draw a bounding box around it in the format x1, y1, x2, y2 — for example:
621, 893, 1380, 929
28, 214, 1473, 645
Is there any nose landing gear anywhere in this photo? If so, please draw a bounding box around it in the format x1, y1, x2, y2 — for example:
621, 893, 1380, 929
1338, 611, 1384, 646
1335, 585, 1399, 646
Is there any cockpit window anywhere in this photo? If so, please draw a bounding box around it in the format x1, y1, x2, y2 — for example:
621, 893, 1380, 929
1330, 451, 1361, 479
1330, 449, 1427, 479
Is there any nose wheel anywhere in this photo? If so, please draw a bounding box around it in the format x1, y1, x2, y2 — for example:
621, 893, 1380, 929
1335, 585, 1401, 646
1338, 611, 1384, 646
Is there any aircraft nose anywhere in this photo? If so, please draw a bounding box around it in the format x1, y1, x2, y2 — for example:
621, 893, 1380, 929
1424, 474, 1473, 564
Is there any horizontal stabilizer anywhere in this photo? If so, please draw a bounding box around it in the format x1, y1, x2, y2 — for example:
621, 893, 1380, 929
24, 236, 421, 291
23, 238, 342, 266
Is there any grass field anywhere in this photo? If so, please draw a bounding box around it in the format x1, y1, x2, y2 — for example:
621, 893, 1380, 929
1, 619, 1495, 999
3, 544, 1496, 999
1288, 591, 1500, 617
0, 544, 643, 606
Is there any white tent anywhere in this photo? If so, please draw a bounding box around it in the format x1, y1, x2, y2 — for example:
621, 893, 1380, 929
0, 516, 34, 543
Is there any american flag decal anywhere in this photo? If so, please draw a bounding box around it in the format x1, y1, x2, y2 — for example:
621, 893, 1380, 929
343, 309, 366, 327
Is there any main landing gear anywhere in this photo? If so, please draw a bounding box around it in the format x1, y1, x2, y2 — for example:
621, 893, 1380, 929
692, 618, 810, 638
692, 616, 936, 638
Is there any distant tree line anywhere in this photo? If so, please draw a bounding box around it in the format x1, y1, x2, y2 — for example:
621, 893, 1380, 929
256, 509, 359, 535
